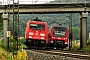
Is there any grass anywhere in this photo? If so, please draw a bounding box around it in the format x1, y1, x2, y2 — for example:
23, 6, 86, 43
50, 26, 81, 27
81, 45, 90, 51
72, 42, 80, 50
72, 41, 90, 51
0, 41, 13, 60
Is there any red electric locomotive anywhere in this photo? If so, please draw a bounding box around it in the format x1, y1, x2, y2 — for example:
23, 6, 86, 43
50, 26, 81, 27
25, 18, 48, 47
49, 23, 70, 49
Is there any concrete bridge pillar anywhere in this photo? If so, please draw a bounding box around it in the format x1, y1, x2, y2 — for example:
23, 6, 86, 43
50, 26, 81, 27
80, 12, 88, 48
2, 13, 9, 47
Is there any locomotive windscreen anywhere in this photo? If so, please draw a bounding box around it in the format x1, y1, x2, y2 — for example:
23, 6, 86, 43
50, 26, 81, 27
30, 24, 45, 30
54, 27, 66, 37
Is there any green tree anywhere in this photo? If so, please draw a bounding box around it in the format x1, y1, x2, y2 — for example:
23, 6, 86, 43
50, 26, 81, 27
72, 27, 80, 40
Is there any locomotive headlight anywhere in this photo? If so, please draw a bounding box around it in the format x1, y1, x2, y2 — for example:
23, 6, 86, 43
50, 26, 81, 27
52, 37, 55, 39
29, 36, 32, 38
64, 38, 67, 39
40, 33, 45, 36
50, 41, 53, 43
58, 38, 61, 39
29, 32, 33, 35
65, 42, 68, 44
41, 37, 44, 39
66, 38, 67, 39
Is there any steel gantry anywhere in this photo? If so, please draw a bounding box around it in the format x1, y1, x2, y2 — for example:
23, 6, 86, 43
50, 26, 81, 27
12, 0, 20, 56
2, 0, 20, 56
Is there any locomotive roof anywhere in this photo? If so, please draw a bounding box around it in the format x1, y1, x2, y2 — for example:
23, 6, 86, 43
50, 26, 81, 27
30, 20, 46, 23
29, 19, 48, 25
30, 17, 44, 22
53, 23, 68, 28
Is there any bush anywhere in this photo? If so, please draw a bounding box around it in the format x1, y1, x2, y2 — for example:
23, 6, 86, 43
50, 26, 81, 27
0, 48, 28, 60
17, 49, 27, 60
72, 46, 80, 50
81, 45, 90, 51
9, 36, 27, 50
0, 39, 6, 50
72, 42, 80, 50
87, 39, 90, 45
0, 36, 28, 60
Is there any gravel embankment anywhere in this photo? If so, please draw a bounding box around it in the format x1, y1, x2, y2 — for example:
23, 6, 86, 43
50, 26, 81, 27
26, 50, 87, 60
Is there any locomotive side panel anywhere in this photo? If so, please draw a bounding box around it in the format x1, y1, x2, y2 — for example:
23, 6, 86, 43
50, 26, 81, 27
25, 21, 30, 39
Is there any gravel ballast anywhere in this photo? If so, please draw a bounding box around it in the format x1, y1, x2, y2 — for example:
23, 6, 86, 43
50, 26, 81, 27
26, 50, 87, 60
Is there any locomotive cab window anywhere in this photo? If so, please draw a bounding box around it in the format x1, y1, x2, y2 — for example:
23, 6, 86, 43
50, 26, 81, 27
54, 27, 66, 37
30, 24, 45, 30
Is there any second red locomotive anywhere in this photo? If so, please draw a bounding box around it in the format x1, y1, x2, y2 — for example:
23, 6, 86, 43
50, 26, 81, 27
49, 23, 70, 49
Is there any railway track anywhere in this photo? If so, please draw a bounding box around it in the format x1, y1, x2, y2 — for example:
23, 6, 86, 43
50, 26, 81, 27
36, 50, 90, 59
26, 49, 90, 60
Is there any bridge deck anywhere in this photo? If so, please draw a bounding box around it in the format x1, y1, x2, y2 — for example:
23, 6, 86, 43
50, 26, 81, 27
0, 3, 90, 14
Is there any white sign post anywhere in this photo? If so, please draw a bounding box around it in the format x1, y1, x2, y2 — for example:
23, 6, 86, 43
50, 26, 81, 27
7, 31, 11, 37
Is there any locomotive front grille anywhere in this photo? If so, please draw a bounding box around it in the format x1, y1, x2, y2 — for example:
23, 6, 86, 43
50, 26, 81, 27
40, 40, 46, 44
53, 40, 65, 45
27, 39, 46, 45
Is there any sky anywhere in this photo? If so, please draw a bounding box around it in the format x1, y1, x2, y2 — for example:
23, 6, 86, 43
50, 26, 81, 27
0, 0, 55, 5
